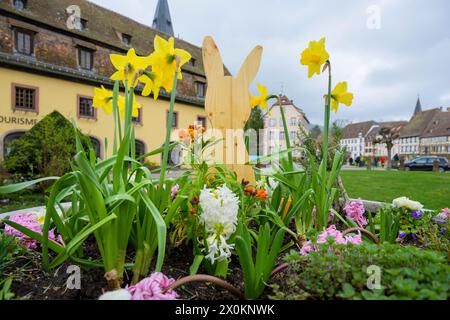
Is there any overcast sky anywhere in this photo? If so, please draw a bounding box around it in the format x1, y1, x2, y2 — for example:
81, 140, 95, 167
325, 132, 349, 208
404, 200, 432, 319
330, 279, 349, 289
90, 0, 450, 125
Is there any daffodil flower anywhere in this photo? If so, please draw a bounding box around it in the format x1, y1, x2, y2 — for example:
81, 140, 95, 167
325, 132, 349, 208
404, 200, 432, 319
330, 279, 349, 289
93, 86, 114, 114
330, 81, 353, 112
139, 71, 161, 100
300, 38, 330, 78
148, 35, 191, 93
118, 92, 142, 118
110, 48, 151, 87
250, 83, 269, 110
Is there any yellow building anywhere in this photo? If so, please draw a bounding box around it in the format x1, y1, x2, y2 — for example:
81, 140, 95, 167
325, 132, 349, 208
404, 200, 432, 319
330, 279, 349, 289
0, 0, 208, 164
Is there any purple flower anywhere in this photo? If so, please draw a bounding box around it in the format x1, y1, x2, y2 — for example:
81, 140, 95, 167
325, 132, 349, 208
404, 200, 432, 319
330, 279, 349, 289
411, 211, 423, 219
434, 218, 447, 224
398, 232, 407, 239
411, 233, 417, 240
440, 227, 446, 234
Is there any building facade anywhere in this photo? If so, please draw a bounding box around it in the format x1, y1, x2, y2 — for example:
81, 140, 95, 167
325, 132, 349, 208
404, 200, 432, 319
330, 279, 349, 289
340, 121, 378, 159
0, 0, 208, 164
399, 105, 450, 159
263, 95, 310, 158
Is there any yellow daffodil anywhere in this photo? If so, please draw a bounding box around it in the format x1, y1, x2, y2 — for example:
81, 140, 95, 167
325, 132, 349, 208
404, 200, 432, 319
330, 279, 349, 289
110, 48, 151, 87
148, 35, 191, 92
139, 71, 161, 100
250, 83, 269, 110
330, 81, 353, 112
118, 92, 142, 118
93, 86, 114, 114
300, 38, 330, 78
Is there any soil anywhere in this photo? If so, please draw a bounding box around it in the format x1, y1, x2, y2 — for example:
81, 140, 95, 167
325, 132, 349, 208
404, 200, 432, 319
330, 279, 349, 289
5, 238, 253, 300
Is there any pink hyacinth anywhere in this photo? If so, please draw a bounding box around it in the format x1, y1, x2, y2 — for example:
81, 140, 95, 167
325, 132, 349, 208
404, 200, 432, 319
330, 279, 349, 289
317, 225, 347, 245
344, 199, 367, 227
300, 240, 314, 256
299, 225, 362, 256
127, 272, 178, 300
441, 208, 450, 218
3, 214, 61, 249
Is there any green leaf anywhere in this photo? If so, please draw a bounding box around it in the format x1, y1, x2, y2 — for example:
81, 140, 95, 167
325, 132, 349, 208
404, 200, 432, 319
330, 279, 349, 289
189, 255, 204, 275
0, 177, 59, 194
138, 191, 167, 272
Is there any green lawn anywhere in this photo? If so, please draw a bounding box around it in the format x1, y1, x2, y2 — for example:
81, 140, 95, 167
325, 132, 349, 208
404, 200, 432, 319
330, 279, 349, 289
0, 190, 45, 214
340, 170, 450, 210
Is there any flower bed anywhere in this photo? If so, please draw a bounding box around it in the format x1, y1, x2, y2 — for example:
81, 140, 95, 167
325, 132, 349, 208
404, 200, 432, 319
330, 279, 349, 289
0, 35, 449, 301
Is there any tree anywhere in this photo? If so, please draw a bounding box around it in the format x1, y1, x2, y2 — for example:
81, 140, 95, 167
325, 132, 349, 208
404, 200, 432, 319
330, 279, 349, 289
244, 107, 265, 157
3, 111, 90, 182
373, 127, 399, 170
309, 125, 322, 140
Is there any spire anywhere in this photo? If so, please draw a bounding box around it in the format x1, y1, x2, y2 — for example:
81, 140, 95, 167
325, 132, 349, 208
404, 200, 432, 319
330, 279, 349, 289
414, 95, 422, 115
152, 0, 174, 36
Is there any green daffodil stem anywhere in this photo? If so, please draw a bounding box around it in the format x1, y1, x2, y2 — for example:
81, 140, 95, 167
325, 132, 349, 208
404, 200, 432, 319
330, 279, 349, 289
159, 59, 181, 189
323, 61, 332, 163
279, 95, 293, 167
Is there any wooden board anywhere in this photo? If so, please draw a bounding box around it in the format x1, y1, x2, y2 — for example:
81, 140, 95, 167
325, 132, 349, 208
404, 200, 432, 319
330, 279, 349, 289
202, 36, 262, 185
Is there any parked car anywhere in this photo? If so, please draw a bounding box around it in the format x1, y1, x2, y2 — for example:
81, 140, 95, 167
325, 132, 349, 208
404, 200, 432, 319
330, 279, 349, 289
404, 156, 449, 172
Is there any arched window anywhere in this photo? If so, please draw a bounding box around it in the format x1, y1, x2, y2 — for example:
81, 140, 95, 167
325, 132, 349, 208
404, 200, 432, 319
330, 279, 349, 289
3, 131, 26, 157
89, 136, 101, 159
135, 140, 146, 160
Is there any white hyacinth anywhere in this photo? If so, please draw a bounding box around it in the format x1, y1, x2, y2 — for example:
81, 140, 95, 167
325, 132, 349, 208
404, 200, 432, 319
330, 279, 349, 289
392, 196, 424, 211
199, 184, 239, 263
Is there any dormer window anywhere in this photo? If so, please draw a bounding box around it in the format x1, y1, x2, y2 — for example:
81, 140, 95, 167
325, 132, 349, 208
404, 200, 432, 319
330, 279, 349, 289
13, 0, 27, 10
122, 33, 132, 46
79, 18, 88, 31
189, 58, 196, 67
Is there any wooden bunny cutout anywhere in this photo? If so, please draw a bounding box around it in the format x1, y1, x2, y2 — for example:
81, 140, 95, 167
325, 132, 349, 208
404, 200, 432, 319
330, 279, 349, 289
202, 36, 262, 185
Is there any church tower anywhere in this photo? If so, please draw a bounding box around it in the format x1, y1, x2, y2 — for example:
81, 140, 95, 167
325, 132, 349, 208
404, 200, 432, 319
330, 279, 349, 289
413, 95, 422, 116
152, 0, 174, 36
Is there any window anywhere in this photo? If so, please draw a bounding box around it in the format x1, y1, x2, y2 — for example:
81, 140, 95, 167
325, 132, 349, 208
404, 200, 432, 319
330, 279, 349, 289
269, 118, 276, 127
189, 58, 196, 67
78, 47, 93, 70
89, 137, 101, 159
196, 116, 207, 129
269, 131, 275, 140
290, 117, 297, 126
290, 131, 296, 140
132, 108, 143, 124
279, 131, 285, 140
13, 0, 26, 10
78, 96, 95, 119
14, 28, 34, 55
79, 18, 88, 31
3, 131, 25, 157
167, 111, 178, 128
13, 84, 38, 111
122, 33, 132, 46
196, 82, 206, 98
135, 140, 146, 159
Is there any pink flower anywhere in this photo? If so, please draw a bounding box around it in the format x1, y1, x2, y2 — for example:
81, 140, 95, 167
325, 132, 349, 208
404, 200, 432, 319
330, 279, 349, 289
300, 240, 314, 256
171, 184, 180, 200
328, 211, 334, 223
127, 272, 178, 300
300, 225, 362, 256
345, 233, 362, 244
441, 208, 450, 218
317, 225, 347, 245
3, 214, 62, 250
344, 199, 367, 227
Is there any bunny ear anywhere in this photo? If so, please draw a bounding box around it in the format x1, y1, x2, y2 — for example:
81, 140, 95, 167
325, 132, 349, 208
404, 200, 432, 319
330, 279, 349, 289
236, 45, 263, 86
202, 36, 224, 81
